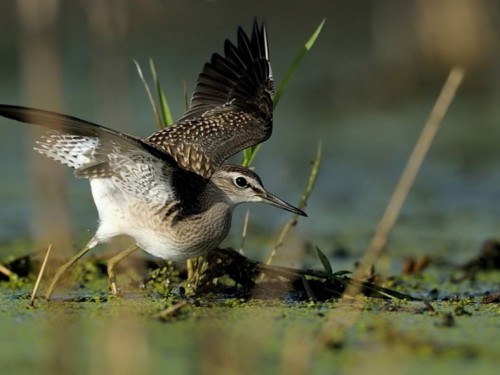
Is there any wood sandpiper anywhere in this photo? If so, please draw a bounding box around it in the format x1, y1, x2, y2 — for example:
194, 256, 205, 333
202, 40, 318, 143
0, 20, 306, 299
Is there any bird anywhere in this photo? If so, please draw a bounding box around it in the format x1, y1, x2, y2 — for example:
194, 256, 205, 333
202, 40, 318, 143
0, 20, 306, 299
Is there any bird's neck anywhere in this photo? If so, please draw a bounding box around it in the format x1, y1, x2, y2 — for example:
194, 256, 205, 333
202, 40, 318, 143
198, 180, 234, 214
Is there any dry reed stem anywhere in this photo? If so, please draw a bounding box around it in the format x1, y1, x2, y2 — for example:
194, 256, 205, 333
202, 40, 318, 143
0, 263, 13, 278
156, 300, 189, 320
351, 66, 465, 285
29, 244, 52, 307
292, 66, 465, 372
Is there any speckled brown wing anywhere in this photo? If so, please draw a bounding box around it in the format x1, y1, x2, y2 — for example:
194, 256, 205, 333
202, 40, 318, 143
146, 20, 274, 178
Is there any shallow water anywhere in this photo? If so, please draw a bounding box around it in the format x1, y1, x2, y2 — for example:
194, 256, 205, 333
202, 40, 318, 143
0, 3, 499, 274
1, 3, 500, 374
1, 96, 498, 263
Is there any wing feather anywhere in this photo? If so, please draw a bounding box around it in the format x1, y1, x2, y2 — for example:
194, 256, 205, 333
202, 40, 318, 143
146, 20, 274, 177
0, 105, 181, 205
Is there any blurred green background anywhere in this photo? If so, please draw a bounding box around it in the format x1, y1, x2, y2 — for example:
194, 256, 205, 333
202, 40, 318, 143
1, 0, 499, 264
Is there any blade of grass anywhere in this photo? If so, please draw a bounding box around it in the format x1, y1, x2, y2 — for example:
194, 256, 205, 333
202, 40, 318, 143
133, 59, 163, 130
316, 246, 333, 276
242, 145, 260, 167
149, 59, 174, 127
265, 141, 322, 266
242, 19, 326, 167
274, 18, 325, 107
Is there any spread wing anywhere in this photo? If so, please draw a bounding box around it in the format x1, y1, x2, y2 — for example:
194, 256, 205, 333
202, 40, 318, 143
147, 20, 274, 178
0, 105, 182, 205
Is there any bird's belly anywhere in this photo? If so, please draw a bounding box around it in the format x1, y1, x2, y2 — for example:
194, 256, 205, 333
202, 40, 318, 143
90, 179, 180, 258
90, 179, 230, 261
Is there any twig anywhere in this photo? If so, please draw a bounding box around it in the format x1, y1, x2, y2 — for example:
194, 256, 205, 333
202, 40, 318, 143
301, 275, 317, 303
239, 209, 250, 255
0, 263, 13, 278
206, 248, 415, 300
156, 300, 189, 320
28, 244, 52, 307
353, 66, 465, 280
265, 141, 322, 265
315, 66, 465, 354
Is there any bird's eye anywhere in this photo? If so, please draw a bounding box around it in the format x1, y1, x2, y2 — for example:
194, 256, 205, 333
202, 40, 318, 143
235, 176, 248, 188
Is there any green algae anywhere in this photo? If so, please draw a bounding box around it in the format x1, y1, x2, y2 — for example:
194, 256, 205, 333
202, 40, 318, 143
0, 266, 499, 374
1, 240, 499, 374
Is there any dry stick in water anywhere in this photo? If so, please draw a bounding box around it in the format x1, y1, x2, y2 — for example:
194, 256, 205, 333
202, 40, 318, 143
29, 244, 53, 306
279, 67, 465, 374
265, 141, 322, 266
0, 263, 13, 278
351, 66, 465, 286
156, 300, 189, 320
317, 66, 465, 351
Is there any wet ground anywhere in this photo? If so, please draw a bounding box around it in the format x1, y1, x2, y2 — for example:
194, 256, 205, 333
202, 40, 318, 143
1, 282, 499, 374
0, 245, 499, 374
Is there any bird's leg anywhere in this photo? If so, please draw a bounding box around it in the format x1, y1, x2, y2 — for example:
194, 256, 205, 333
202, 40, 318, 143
45, 236, 99, 300
107, 244, 139, 296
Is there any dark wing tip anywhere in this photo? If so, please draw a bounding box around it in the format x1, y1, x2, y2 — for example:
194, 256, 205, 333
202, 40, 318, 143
0, 104, 103, 136
0, 104, 178, 166
179, 19, 274, 122
0, 104, 48, 123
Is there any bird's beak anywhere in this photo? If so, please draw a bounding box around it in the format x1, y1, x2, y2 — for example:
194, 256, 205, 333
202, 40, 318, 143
260, 191, 307, 217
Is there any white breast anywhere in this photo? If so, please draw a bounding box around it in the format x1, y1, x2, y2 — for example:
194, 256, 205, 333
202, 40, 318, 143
90, 179, 230, 261
90, 179, 181, 259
